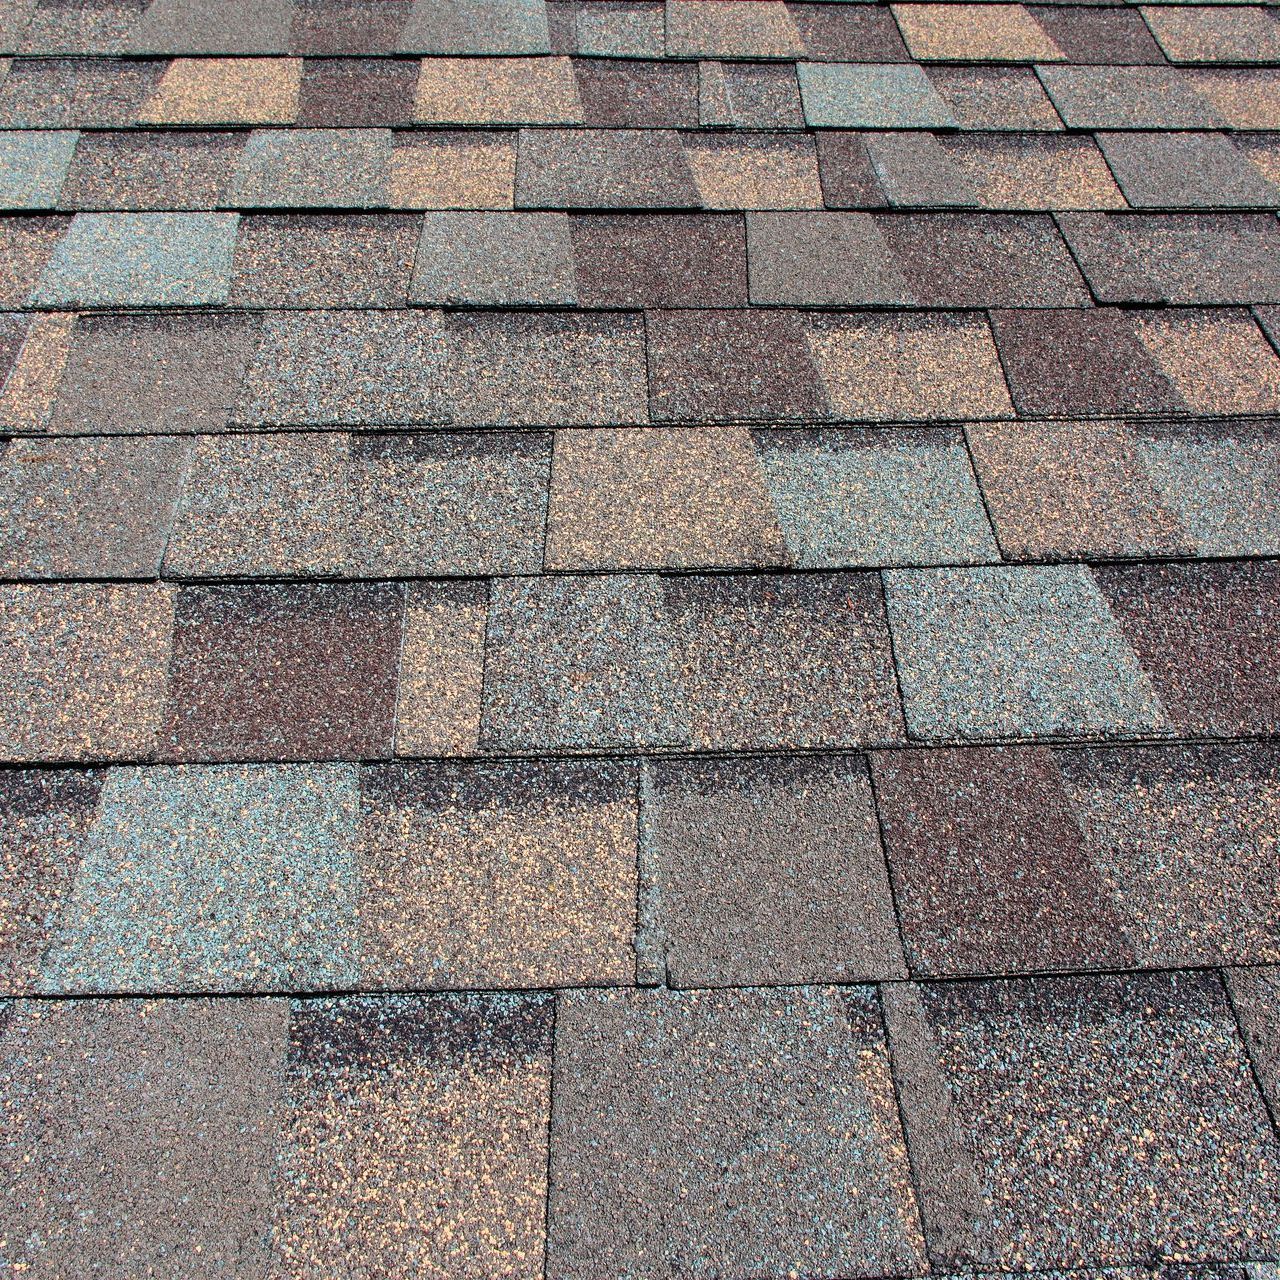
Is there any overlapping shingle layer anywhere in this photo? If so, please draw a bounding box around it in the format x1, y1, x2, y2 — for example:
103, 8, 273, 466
1, 1, 1279, 1276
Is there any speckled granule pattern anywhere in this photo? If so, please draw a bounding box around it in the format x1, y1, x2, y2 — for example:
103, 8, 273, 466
3, 7, 1280, 1274
899, 972, 1280, 1268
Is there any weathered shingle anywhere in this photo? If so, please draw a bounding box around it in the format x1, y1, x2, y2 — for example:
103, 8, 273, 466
516, 127, 698, 208
0, 129, 76, 209
1096, 131, 1280, 208
59, 130, 242, 211
883, 564, 1171, 740
229, 128, 391, 208
397, 0, 552, 54
28, 211, 239, 307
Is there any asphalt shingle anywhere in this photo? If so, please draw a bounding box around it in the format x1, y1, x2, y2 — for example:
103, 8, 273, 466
756, 426, 999, 567
0, 434, 191, 578
58, 130, 242, 211
229, 213, 417, 307
0, 129, 76, 209
549, 986, 926, 1279
229, 128, 391, 208
48, 311, 258, 434
1095, 559, 1280, 736
644, 754, 905, 986
883, 564, 1170, 740
0, 583, 174, 762
885, 972, 1280, 1268
139, 56, 301, 124
29, 211, 239, 307
545, 425, 787, 570
359, 759, 636, 988
161, 582, 403, 761
873, 742, 1280, 975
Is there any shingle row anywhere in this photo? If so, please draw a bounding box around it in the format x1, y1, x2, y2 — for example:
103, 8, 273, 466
7, 126, 1280, 215
1, 560, 1276, 761
5, 306, 1280, 431
4, 1, 1279, 65
20, 208, 1271, 312
1, 972, 1277, 1275
3, 56, 1280, 128
6, 421, 1280, 581
4, 740, 1279, 994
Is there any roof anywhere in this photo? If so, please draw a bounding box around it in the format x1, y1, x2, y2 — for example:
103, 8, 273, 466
1, 0, 1279, 1275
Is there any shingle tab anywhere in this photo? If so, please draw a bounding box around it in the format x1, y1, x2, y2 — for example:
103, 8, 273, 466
892, 3, 1065, 62
883, 564, 1171, 739
550, 986, 926, 1279
646, 755, 905, 986
235, 310, 450, 426
39, 763, 360, 993
1095, 559, 1280, 736
229, 213, 418, 307
229, 128, 391, 208
757, 426, 998, 567
0, 435, 191, 577
398, 0, 552, 53
545, 425, 787, 570
1142, 3, 1280, 63
414, 56, 581, 125
411, 212, 576, 305
798, 61, 958, 126
273, 993, 552, 1276
1097, 131, 1280, 208
59, 130, 242, 211
873, 742, 1280, 975
358, 759, 636, 988
127, 0, 291, 54
139, 56, 301, 124
1057, 211, 1280, 303
516, 127, 698, 208
0, 583, 174, 762
161, 582, 403, 761
0, 129, 76, 209
887, 973, 1280, 1268
569, 212, 748, 307
49, 311, 258, 434
992, 307, 1280, 416
29, 211, 239, 307
0, 998, 286, 1276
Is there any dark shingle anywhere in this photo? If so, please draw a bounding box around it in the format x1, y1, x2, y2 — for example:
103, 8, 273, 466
1057, 211, 1280, 304
289, 0, 411, 55
50, 311, 259, 434
570, 212, 747, 307
58, 130, 242, 212
1094, 559, 1280, 737
1028, 3, 1167, 63
161, 582, 403, 761
886, 972, 1280, 1268
516, 127, 699, 209
874, 742, 1280, 976
574, 57, 698, 127
296, 57, 417, 126
0, 57, 163, 127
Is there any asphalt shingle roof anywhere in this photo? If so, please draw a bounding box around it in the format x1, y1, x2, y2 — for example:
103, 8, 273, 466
1, 1, 1279, 1276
